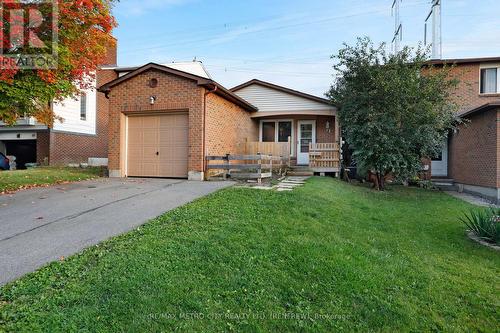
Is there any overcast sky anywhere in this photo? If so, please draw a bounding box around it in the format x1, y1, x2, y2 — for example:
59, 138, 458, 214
113, 0, 500, 97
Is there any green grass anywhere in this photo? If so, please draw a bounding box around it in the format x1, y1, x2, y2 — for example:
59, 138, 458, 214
0, 178, 498, 332
0, 167, 104, 193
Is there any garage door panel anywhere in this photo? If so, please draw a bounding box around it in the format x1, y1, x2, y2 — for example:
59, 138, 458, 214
142, 116, 158, 128
127, 113, 188, 178
142, 162, 159, 177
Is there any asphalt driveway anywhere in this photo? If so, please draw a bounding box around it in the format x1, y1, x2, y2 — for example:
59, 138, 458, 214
0, 178, 232, 285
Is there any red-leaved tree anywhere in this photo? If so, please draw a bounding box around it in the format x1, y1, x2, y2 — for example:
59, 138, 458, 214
0, 0, 117, 125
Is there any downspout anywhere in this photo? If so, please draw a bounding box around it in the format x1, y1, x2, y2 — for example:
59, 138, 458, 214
203, 83, 218, 174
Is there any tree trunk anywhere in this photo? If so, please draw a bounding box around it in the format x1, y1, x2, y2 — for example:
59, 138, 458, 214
375, 173, 384, 191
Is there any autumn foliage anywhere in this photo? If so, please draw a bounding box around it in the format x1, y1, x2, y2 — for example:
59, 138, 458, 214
0, 0, 117, 125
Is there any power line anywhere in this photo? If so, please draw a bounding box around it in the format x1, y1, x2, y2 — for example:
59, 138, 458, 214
205, 65, 333, 78
120, 1, 429, 55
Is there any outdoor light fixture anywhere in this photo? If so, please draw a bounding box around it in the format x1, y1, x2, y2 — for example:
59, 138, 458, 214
326, 121, 331, 133
150, 96, 156, 105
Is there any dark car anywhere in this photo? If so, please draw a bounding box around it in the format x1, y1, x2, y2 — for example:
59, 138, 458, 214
0, 152, 10, 170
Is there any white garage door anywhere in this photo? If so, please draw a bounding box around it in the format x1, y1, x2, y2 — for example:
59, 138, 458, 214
127, 113, 189, 178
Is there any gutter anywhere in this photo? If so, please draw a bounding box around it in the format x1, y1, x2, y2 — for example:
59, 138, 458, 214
203, 83, 218, 174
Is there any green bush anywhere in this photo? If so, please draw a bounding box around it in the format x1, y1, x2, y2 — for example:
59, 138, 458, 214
460, 208, 500, 244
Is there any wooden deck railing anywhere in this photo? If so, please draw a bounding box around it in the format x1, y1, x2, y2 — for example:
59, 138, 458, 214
206, 153, 287, 184
309, 143, 340, 172
246, 138, 291, 165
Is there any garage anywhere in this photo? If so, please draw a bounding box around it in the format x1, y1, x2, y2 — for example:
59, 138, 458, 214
127, 113, 189, 178
2, 140, 37, 170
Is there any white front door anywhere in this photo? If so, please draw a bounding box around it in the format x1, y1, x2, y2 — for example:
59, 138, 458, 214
431, 140, 448, 177
297, 120, 316, 165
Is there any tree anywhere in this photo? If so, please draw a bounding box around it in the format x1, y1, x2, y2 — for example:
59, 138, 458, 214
0, 0, 117, 125
328, 37, 459, 190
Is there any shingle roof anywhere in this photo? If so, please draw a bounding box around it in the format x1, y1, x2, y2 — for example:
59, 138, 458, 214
459, 101, 500, 118
104, 61, 212, 79
426, 56, 500, 66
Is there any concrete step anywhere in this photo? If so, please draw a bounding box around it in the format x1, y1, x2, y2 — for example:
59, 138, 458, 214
432, 178, 454, 183
287, 171, 314, 177
431, 178, 457, 191
290, 166, 312, 170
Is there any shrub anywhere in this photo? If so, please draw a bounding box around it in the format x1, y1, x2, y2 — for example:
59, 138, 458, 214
460, 208, 500, 245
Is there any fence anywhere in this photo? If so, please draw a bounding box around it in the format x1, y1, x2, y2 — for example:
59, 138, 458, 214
245, 138, 291, 165
309, 143, 340, 172
206, 153, 287, 184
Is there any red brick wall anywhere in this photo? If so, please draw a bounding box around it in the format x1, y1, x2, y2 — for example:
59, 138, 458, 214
498, 109, 500, 188
446, 63, 500, 112
106, 69, 204, 173
316, 116, 336, 143
449, 108, 498, 188
36, 130, 50, 165
102, 37, 118, 66
205, 93, 258, 157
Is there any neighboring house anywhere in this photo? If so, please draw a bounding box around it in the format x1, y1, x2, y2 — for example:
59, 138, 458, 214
427, 57, 500, 203
98, 63, 340, 180
0, 44, 118, 169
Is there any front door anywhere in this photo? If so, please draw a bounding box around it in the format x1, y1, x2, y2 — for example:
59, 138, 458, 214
431, 140, 448, 177
297, 120, 316, 165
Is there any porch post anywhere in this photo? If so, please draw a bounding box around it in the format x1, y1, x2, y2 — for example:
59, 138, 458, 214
334, 115, 340, 143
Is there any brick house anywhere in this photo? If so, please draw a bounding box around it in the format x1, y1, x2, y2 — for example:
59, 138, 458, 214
98, 64, 339, 180
0, 43, 118, 168
427, 57, 500, 203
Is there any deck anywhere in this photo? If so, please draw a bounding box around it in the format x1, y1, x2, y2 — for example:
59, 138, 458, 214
308, 143, 341, 173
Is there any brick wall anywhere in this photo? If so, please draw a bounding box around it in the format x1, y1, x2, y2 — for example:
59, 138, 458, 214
205, 92, 258, 157
106, 69, 204, 174
316, 116, 336, 143
36, 130, 50, 165
449, 108, 498, 188
446, 63, 500, 112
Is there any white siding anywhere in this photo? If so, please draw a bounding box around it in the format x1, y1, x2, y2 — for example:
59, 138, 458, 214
234, 84, 335, 113
53, 83, 97, 135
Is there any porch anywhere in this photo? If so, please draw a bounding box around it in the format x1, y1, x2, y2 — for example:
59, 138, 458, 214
246, 115, 341, 175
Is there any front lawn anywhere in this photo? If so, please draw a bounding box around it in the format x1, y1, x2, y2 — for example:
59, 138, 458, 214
0, 178, 498, 332
0, 167, 104, 193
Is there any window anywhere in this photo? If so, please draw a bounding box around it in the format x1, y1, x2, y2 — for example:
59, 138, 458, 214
261, 121, 292, 142
480, 68, 498, 94
80, 93, 87, 120
278, 122, 292, 142
262, 122, 276, 142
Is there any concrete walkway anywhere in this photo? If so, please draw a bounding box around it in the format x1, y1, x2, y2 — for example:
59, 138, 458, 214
445, 191, 499, 207
0, 178, 232, 285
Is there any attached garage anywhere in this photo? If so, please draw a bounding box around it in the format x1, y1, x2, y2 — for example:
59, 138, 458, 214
99, 63, 258, 180
126, 113, 189, 178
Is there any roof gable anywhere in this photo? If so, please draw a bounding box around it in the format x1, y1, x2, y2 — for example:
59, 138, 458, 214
98, 63, 257, 112
231, 79, 335, 113
99, 63, 211, 92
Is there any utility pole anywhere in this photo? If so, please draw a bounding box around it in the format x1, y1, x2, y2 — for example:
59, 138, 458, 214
425, 0, 442, 59
392, 0, 403, 53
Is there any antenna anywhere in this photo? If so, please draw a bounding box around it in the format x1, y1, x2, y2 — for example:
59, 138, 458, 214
392, 0, 403, 53
425, 0, 442, 59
